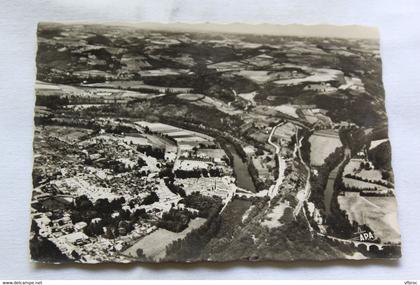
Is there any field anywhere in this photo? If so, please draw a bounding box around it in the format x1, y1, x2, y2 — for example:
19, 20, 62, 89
342, 177, 390, 193
177, 93, 243, 115
176, 93, 205, 101
37, 81, 164, 101
39, 125, 93, 144
274, 68, 344, 86
122, 217, 206, 261
237, 91, 257, 104
369, 139, 389, 150
121, 135, 151, 146
273, 122, 297, 143
343, 158, 389, 184
81, 81, 192, 94
274, 105, 299, 118
135, 121, 214, 142
262, 201, 290, 229
236, 70, 274, 84
338, 194, 400, 243
308, 130, 342, 166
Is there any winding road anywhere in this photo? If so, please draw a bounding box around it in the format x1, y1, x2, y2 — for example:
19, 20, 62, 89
267, 122, 287, 200
293, 132, 312, 216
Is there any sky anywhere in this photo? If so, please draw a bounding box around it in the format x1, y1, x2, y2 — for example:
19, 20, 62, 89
42, 22, 380, 39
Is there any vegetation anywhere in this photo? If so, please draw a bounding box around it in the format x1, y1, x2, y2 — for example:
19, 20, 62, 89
164, 178, 186, 197
136, 145, 165, 160
181, 192, 223, 218
368, 141, 392, 171
309, 147, 344, 211
339, 127, 367, 155
165, 192, 223, 260
36, 95, 69, 109
158, 208, 191, 232
326, 157, 358, 238
30, 235, 70, 262
142, 192, 159, 205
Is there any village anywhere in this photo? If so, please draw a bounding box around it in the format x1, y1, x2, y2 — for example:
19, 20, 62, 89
31, 116, 243, 262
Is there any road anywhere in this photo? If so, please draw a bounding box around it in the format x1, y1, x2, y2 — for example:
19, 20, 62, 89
267, 122, 283, 153
293, 131, 312, 216
219, 183, 237, 214
267, 122, 287, 200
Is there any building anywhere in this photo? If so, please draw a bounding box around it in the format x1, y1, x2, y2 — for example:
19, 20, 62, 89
164, 145, 177, 162
196, 149, 228, 164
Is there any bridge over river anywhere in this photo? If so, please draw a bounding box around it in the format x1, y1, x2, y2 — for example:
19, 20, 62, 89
314, 232, 396, 252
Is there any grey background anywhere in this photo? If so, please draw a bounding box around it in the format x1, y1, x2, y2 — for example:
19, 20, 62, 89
0, 0, 419, 280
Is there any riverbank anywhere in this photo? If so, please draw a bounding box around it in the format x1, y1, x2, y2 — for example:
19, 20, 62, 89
324, 149, 351, 215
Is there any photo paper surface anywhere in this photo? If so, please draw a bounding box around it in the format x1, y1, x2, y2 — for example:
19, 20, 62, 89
30, 22, 401, 263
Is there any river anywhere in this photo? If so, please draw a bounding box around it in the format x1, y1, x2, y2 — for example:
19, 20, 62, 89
324, 148, 350, 215
225, 143, 256, 193
324, 163, 341, 215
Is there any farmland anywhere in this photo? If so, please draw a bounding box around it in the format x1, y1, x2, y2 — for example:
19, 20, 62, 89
123, 217, 206, 261
338, 193, 400, 243
309, 130, 342, 166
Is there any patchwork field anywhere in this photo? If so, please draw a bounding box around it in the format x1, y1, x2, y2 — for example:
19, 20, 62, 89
135, 121, 214, 142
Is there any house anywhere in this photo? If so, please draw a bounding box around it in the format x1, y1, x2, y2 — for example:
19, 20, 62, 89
74, 221, 88, 231
197, 149, 228, 164
303, 82, 337, 94
59, 232, 89, 245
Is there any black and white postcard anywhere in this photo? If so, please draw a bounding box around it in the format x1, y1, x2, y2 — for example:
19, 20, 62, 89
29, 22, 401, 263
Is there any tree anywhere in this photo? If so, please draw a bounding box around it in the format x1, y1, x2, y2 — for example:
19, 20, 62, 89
84, 220, 104, 236
32, 168, 44, 187
136, 249, 147, 260
75, 195, 93, 211
142, 192, 159, 205
94, 198, 111, 215
30, 235, 69, 262
158, 208, 191, 232
137, 157, 147, 168
368, 141, 392, 170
